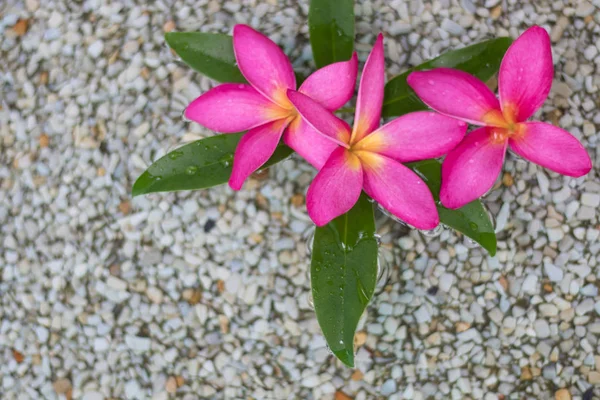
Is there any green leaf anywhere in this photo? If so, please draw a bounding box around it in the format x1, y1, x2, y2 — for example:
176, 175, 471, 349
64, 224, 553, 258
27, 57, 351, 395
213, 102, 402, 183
308, 0, 355, 68
165, 32, 246, 83
132, 134, 293, 196
409, 159, 497, 255
382, 37, 513, 117
311, 193, 378, 367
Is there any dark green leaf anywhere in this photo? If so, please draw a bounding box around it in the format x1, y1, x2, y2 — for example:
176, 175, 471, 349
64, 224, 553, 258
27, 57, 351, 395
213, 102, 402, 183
311, 194, 378, 367
165, 32, 246, 83
409, 159, 497, 255
308, 0, 355, 68
132, 134, 293, 196
382, 37, 513, 117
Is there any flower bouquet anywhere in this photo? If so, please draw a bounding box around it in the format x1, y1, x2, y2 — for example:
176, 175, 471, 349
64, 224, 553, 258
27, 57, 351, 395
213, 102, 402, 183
133, 1, 591, 366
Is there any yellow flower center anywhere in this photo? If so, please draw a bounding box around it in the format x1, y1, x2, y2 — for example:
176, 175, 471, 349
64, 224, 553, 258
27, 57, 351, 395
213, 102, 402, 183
482, 105, 524, 144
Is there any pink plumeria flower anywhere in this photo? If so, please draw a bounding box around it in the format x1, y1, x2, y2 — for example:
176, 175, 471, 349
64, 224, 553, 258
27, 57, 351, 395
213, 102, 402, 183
286, 35, 468, 228
408, 26, 593, 209
184, 25, 358, 190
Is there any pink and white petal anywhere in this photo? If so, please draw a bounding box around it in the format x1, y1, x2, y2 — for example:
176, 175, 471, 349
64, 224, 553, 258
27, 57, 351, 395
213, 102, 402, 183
229, 119, 289, 190
306, 148, 363, 226
299, 53, 358, 111
407, 68, 502, 126
351, 34, 385, 143
440, 127, 507, 209
233, 24, 296, 107
358, 152, 439, 230
283, 116, 338, 170
354, 111, 467, 162
185, 83, 285, 133
509, 122, 592, 177
287, 90, 351, 146
499, 26, 553, 122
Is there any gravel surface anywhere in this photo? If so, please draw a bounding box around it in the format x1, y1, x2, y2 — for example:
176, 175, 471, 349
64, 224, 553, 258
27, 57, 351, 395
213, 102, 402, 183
1, 0, 599, 399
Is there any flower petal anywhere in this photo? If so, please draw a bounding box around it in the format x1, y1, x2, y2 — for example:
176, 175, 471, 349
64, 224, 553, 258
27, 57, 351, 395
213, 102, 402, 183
287, 90, 351, 146
509, 122, 592, 177
185, 84, 285, 133
499, 26, 553, 123
407, 68, 501, 126
351, 34, 385, 143
229, 119, 289, 190
233, 24, 296, 107
440, 127, 507, 209
306, 148, 363, 226
354, 111, 467, 162
283, 116, 338, 170
358, 152, 439, 230
299, 53, 358, 111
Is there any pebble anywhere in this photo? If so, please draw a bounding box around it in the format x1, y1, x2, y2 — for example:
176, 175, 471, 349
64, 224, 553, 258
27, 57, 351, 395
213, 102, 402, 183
82, 392, 104, 400
125, 335, 151, 353
87, 40, 104, 59
380, 379, 397, 396
581, 193, 600, 208
544, 263, 564, 282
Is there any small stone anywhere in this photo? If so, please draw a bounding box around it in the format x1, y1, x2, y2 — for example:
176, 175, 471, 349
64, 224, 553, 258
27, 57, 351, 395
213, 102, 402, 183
456, 322, 471, 332
520, 367, 533, 381
146, 287, 164, 303
354, 331, 367, 347
555, 388, 571, 400
119, 200, 131, 215
544, 263, 564, 282
25, 0, 39, 12
502, 172, 513, 186
589, 371, 600, 384
166, 376, 178, 393
575, 1, 595, 17
581, 193, 600, 208
87, 40, 104, 59
94, 337, 110, 352
39, 134, 50, 148
163, 20, 176, 32
502, 316, 516, 334
133, 122, 150, 137
335, 391, 353, 400
183, 288, 202, 305
381, 379, 397, 396
290, 194, 305, 207
522, 274, 538, 294
553, 186, 571, 203
490, 5, 502, 18
584, 45, 598, 61
351, 370, 364, 381
576, 299, 595, 315
12, 19, 29, 36
82, 392, 104, 400
439, 273, 454, 292
414, 305, 431, 324
125, 335, 151, 352
551, 16, 569, 42
12, 350, 24, 363
53, 378, 72, 394
35, 326, 49, 342
547, 228, 564, 242
302, 376, 320, 388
